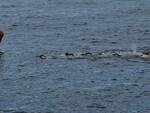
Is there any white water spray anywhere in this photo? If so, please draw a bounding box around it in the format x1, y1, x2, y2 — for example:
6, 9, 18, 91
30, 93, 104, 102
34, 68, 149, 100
132, 43, 137, 54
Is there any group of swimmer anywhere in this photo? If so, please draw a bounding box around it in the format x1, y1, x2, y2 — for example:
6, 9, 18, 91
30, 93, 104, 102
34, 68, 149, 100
63, 50, 150, 59
37, 49, 150, 60
0, 29, 150, 61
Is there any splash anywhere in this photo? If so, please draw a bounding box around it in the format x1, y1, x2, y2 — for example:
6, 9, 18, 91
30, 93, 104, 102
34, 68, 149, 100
132, 43, 137, 54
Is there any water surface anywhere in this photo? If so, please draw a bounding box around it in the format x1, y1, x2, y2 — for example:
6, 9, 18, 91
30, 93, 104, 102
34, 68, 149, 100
0, 0, 150, 113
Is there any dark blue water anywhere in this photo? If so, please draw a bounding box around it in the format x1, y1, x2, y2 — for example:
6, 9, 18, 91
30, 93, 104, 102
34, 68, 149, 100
0, 0, 150, 112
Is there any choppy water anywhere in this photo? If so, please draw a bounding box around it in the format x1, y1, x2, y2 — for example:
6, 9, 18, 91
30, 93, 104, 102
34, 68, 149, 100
0, 0, 150, 113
